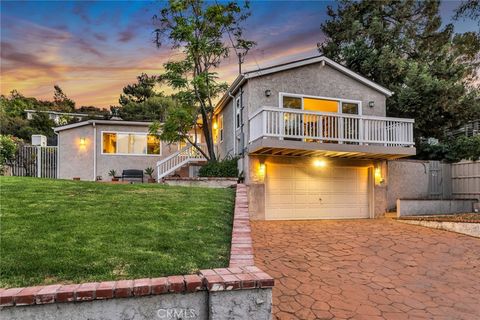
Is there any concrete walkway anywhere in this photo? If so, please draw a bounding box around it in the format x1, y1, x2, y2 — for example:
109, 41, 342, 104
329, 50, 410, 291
252, 219, 480, 320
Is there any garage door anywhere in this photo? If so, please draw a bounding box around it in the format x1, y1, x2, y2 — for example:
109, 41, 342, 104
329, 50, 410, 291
265, 163, 370, 220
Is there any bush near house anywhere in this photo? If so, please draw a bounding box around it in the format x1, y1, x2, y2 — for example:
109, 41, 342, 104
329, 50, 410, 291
0, 177, 235, 288
417, 135, 480, 162
198, 157, 239, 178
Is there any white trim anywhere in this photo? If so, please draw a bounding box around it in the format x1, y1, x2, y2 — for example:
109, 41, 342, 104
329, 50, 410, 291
245, 56, 393, 96
54, 120, 154, 132
249, 106, 414, 123
100, 131, 162, 156
279, 92, 363, 115
93, 123, 97, 181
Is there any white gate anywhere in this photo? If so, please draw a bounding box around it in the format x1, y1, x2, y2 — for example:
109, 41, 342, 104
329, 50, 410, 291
11, 145, 58, 179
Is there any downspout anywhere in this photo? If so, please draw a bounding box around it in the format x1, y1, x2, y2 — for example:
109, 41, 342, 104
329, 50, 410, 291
54, 130, 59, 179
93, 122, 97, 181
228, 91, 235, 157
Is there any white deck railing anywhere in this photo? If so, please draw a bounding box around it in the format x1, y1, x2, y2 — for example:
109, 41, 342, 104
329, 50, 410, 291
156, 143, 207, 180
249, 106, 414, 147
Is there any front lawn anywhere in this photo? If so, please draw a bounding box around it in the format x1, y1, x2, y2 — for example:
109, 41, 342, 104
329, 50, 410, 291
0, 177, 235, 288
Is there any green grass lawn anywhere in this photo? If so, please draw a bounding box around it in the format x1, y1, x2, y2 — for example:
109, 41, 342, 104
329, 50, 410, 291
0, 177, 235, 288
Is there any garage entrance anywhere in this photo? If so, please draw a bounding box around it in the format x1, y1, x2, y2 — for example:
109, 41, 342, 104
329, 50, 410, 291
265, 163, 370, 220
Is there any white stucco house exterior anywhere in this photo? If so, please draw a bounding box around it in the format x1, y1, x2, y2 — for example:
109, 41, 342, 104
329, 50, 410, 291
54, 55, 416, 220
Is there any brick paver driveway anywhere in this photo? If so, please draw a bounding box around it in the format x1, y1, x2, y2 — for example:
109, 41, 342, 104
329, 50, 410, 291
252, 219, 480, 320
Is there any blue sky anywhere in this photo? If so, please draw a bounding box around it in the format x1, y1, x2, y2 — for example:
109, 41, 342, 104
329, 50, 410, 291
1, 0, 477, 107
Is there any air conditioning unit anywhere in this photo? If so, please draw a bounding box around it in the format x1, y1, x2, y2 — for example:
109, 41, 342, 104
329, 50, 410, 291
31, 135, 47, 147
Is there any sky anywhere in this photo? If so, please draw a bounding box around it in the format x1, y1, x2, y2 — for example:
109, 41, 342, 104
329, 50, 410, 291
0, 0, 478, 109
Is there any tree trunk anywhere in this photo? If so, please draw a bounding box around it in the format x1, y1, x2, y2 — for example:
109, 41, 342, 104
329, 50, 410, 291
200, 110, 217, 162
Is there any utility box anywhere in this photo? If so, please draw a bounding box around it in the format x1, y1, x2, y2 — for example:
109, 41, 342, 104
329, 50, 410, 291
31, 135, 47, 147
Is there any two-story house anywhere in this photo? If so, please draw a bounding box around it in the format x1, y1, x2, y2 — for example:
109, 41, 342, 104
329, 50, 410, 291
212, 55, 415, 220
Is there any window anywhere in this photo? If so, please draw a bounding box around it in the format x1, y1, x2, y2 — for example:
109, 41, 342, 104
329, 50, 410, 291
102, 132, 161, 155
219, 115, 224, 142
341, 102, 359, 114
179, 133, 201, 150
282, 96, 302, 109
304, 98, 339, 113
235, 97, 241, 129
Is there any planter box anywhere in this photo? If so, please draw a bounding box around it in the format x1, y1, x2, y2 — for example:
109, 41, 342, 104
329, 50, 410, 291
163, 177, 238, 188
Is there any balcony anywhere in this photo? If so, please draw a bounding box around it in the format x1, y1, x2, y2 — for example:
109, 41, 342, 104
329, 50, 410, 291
248, 107, 415, 159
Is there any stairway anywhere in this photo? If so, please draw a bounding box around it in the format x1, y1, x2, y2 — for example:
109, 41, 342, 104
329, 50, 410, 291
156, 144, 207, 180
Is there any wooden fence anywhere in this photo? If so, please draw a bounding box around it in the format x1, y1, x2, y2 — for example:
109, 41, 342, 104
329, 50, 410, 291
451, 160, 480, 200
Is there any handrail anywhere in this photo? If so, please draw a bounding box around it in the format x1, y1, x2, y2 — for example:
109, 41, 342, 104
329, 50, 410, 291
249, 107, 415, 147
156, 143, 207, 180
249, 106, 415, 123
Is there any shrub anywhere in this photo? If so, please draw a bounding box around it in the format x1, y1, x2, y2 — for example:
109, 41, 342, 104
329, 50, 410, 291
417, 135, 480, 162
198, 157, 239, 177
0, 135, 18, 175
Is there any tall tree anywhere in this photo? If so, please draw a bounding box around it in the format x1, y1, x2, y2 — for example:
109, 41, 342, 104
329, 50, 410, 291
53, 85, 75, 112
151, 0, 255, 161
119, 73, 160, 106
116, 74, 170, 121
319, 0, 480, 145
455, 0, 480, 26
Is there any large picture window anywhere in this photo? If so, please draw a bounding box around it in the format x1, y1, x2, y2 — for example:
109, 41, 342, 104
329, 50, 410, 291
102, 132, 161, 155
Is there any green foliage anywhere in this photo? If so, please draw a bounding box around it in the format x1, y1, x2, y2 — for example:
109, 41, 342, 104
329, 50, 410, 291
320, 0, 480, 143
417, 135, 480, 162
0, 135, 18, 173
198, 157, 239, 177
1, 87, 104, 142
144, 167, 155, 178
152, 0, 255, 161
119, 73, 160, 106
53, 85, 75, 112
119, 96, 172, 121
108, 169, 117, 177
0, 177, 234, 287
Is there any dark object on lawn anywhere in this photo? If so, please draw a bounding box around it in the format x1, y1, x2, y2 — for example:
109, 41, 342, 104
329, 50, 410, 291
122, 169, 144, 183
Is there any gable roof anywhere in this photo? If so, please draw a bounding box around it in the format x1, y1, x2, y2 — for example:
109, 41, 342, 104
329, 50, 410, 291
53, 120, 152, 132
215, 55, 393, 111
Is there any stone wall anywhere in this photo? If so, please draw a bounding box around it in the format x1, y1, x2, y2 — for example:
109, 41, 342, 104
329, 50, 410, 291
396, 199, 477, 217
163, 177, 238, 188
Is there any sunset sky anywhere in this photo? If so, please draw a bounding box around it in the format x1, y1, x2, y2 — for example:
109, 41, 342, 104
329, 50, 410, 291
1, 1, 477, 109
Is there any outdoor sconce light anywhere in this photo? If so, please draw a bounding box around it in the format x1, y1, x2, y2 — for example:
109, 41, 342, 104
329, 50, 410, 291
79, 137, 86, 146
368, 101, 375, 108
258, 161, 266, 181
374, 165, 384, 185
264, 89, 272, 97
213, 121, 218, 130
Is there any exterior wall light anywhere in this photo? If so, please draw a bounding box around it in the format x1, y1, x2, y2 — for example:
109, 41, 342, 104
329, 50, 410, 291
368, 101, 375, 108
213, 121, 218, 130
313, 159, 327, 168
79, 137, 86, 146
374, 166, 384, 185
258, 163, 266, 176
265, 89, 272, 97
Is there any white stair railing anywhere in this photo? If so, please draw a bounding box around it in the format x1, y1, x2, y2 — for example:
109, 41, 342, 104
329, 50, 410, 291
156, 143, 207, 180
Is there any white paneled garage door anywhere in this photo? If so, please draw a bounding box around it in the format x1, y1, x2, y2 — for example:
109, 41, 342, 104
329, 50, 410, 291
265, 163, 370, 220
